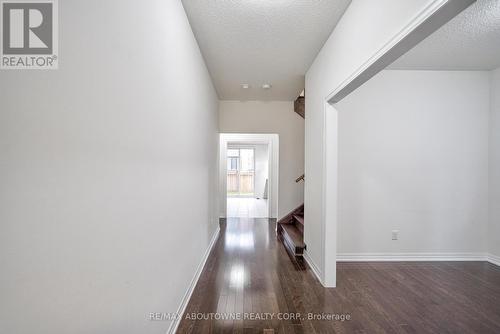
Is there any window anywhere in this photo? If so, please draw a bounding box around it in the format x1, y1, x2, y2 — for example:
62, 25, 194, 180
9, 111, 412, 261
239, 149, 254, 171
227, 149, 240, 171
227, 147, 255, 197
227, 157, 238, 171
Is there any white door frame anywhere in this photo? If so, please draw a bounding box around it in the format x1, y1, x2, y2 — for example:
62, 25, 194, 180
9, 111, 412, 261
219, 133, 279, 219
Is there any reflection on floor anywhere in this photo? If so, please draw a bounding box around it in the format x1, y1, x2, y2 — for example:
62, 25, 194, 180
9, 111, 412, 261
177, 218, 500, 334
227, 197, 268, 218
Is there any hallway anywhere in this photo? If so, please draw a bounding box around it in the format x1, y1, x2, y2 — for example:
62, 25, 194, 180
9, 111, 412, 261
3, 1, 500, 333
177, 218, 500, 334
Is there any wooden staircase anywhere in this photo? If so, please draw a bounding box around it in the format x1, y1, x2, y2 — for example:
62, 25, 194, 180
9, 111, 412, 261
294, 94, 305, 119
277, 91, 306, 257
277, 204, 305, 256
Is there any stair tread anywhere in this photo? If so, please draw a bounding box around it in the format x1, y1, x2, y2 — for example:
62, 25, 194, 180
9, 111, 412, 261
293, 215, 304, 225
281, 223, 305, 248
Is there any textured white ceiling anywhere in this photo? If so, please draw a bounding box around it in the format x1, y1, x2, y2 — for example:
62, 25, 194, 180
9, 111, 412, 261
390, 0, 500, 70
181, 0, 351, 100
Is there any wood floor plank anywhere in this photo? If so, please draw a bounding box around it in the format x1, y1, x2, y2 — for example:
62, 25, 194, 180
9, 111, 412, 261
176, 218, 500, 333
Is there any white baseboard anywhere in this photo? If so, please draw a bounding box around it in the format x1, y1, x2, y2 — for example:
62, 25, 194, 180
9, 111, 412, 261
488, 253, 500, 267
337, 252, 490, 262
303, 250, 324, 285
305, 252, 500, 289
167, 225, 220, 334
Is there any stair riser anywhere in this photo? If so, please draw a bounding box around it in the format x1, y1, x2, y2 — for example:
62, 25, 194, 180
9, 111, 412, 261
282, 234, 304, 256
278, 225, 305, 256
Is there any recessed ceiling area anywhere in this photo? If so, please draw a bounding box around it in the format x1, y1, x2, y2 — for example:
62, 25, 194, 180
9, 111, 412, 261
389, 0, 500, 70
181, 0, 351, 101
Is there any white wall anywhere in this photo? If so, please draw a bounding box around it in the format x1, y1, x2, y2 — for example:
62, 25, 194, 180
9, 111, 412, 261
0, 1, 218, 333
254, 144, 269, 199
490, 68, 500, 259
219, 101, 304, 218
336, 70, 490, 255
305, 0, 454, 286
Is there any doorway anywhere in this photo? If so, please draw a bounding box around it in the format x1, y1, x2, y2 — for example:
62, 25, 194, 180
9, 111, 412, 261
219, 134, 279, 219
226, 145, 267, 217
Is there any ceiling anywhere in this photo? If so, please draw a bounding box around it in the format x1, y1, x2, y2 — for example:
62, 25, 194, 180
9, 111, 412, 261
389, 0, 500, 70
181, 0, 351, 101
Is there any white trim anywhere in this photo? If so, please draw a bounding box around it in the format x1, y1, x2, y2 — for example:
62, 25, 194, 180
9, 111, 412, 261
487, 253, 500, 267
322, 102, 338, 287
337, 253, 500, 267
167, 226, 220, 334
304, 250, 324, 286
325, 0, 446, 103
325, 0, 474, 103
337, 252, 487, 262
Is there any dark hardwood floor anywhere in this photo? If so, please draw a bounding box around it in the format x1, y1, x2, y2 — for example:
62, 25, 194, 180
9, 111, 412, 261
176, 218, 500, 333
